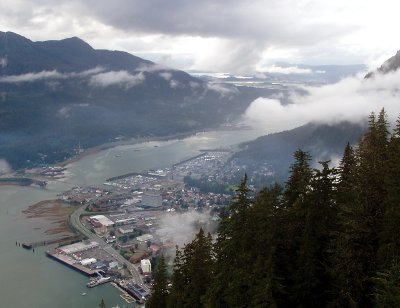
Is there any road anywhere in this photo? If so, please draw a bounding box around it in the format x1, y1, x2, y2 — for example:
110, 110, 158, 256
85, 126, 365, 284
69, 205, 144, 285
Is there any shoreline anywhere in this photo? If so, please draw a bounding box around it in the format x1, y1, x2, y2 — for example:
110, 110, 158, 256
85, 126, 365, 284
1, 123, 253, 186
58, 129, 205, 168
58, 124, 251, 167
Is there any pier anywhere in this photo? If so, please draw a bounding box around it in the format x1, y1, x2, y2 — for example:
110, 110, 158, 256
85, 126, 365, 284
46, 251, 100, 277
21, 235, 81, 250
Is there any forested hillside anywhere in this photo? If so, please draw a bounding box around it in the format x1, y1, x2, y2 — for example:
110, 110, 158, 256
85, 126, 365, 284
148, 109, 400, 308
0, 31, 274, 169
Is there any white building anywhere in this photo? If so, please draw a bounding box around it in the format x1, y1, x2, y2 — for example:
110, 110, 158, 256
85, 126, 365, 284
80, 258, 97, 266
89, 215, 114, 228
141, 259, 152, 274
119, 226, 134, 234
136, 234, 153, 242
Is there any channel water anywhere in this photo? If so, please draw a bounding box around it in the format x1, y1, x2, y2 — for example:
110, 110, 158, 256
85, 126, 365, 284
0, 128, 267, 307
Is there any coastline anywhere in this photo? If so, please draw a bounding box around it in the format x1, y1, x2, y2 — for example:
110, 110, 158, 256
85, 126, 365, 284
58, 124, 250, 167
58, 129, 213, 168
1, 123, 252, 186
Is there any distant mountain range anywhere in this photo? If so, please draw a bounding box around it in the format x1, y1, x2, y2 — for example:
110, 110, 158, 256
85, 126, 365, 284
0, 31, 277, 169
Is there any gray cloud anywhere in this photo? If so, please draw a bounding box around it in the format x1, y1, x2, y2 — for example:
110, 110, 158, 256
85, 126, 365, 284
244, 70, 400, 132
206, 83, 239, 97
0, 159, 12, 174
0, 0, 398, 73
0, 70, 63, 83
0, 67, 105, 83
89, 70, 145, 89
78, 0, 353, 46
156, 210, 211, 247
0, 57, 7, 68
159, 72, 172, 81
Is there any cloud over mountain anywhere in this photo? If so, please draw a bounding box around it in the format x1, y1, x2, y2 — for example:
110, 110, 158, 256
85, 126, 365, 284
1, 0, 399, 73
89, 70, 145, 89
244, 70, 400, 132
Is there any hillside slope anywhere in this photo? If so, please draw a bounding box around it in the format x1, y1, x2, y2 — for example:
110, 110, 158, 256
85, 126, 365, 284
0, 31, 275, 169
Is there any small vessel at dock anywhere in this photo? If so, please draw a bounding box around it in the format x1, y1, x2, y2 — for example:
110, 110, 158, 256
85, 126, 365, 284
87, 276, 111, 288
22, 243, 33, 250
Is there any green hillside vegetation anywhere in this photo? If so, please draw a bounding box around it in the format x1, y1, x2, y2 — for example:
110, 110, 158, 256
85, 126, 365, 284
234, 121, 366, 183
0, 31, 276, 169
148, 109, 400, 307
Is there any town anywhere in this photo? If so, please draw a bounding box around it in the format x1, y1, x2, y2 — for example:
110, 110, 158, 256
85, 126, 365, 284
45, 150, 275, 305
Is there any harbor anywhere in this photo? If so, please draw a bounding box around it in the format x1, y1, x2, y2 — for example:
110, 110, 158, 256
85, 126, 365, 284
0, 127, 267, 307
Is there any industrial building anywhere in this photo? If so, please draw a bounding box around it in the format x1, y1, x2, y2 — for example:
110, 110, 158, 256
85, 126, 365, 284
88, 215, 115, 228
57, 241, 99, 254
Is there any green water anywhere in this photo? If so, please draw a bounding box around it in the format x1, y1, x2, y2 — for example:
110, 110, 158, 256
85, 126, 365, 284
0, 128, 266, 307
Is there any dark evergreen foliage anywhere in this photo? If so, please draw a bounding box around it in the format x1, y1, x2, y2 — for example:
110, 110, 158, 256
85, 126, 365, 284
147, 110, 400, 308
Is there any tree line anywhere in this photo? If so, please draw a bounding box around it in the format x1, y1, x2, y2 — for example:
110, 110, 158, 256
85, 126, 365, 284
147, 109, 400, 308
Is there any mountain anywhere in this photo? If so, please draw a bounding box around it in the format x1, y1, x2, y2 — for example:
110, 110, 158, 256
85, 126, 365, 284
0, 31, 277, 169
234, 122, 366, 182
365, 49, 400, 78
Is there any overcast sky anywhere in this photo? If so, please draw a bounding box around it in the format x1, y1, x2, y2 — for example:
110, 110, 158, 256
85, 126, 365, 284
1, 0, 399, 73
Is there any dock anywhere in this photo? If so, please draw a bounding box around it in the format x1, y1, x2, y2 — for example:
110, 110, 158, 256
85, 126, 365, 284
46, 251, 100, 277
22, 235, 81, 250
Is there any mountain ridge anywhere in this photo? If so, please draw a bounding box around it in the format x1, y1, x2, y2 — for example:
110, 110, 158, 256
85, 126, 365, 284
0, 31, 277, 169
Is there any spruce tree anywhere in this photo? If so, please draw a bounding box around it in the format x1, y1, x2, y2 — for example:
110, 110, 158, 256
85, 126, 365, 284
380, 115, 400, 266
292, 161, 338, 307
206, 175, 254, 307
249, 184, 285, 307
146, 255, 169, 308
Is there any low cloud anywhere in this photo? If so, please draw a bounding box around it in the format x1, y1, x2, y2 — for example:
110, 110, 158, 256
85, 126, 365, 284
0, 67, 105, 83
264, 65, 312, 74
0, 159, 12, 174
159, 72, 172, 81
244, 70, 400, 133
156, 210, 211, 247
137, 63, 169, 72
206, 83, 239, 97
0, 70, 63, 83
0, 57, 7, 68
57, 106, 71, 119
89, 70, 145, 89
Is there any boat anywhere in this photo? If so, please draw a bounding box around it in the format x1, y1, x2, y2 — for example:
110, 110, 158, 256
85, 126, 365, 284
22, 243, 32, 250
86, 276, 112, 288
81, 293, 87, 296
115, 154, 121, 158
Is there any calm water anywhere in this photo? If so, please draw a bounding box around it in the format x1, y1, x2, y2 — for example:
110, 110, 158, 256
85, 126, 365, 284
0, 128, 267, 307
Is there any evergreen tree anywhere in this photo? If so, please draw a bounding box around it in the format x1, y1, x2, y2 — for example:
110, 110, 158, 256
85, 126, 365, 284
373, 257, 400, 307
284, 149, 313, 208
206, 175, 254, 307
248, 184, 285, 307
99, 298, 106, 308
168, 247, 185, 308
292, 161, 338, 307
330, 142, 362, 307
380, 115, 400, 266
146, 255, 169, 308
